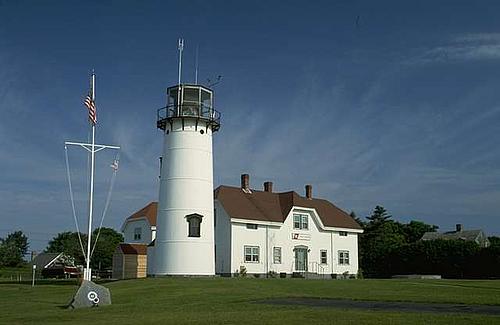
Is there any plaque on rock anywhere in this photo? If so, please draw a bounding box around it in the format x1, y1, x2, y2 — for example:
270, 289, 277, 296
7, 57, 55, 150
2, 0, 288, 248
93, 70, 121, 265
67, 280, 112, 309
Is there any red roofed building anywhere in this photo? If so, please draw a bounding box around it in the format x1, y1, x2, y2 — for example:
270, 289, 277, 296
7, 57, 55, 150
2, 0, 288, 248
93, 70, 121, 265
121, 202, 157, 245
214, 174, 362, 277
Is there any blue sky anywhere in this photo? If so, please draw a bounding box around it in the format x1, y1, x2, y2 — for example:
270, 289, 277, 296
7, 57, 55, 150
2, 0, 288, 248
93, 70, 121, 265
1, 1, 500, 252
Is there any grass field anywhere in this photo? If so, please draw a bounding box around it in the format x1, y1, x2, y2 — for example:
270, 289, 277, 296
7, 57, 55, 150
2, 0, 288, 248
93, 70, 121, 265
1, 277, 500, 324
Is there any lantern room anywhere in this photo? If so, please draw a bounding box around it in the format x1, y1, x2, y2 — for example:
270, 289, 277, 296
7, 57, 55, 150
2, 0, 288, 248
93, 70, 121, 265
157, 84, 221, 131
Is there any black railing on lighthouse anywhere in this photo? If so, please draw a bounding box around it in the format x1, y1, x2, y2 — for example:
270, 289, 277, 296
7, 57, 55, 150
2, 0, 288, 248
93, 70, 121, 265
157, 103, 221, 131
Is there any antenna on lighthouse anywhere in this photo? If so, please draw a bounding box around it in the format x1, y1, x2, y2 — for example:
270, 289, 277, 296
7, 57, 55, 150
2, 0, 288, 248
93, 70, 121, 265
177, 38, 184, 85
195, 44, 199, 84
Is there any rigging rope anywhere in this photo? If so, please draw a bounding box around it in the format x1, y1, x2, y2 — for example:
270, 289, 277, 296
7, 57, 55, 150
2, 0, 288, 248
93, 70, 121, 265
64, 146, 87, 262
90, 151, 120, 258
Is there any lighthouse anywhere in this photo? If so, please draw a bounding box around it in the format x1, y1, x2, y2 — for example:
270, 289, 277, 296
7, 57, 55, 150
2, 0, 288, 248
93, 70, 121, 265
153, 40, 221, 275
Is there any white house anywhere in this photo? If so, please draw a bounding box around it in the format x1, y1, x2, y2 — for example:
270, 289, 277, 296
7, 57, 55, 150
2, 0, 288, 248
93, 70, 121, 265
214, 174, 363, 277
121, 202, 157, 245
121, 174, 362, 277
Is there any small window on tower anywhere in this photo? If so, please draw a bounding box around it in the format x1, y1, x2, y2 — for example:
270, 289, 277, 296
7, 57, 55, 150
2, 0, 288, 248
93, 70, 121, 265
186, 214, 203, 237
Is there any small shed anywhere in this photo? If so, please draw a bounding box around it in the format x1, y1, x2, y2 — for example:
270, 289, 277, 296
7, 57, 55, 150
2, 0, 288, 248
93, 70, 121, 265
31, 252, 80, 278
112, 243, 148, 279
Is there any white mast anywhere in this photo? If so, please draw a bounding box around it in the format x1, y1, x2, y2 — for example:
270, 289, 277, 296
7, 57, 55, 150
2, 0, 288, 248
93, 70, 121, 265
65, 71, 120, 282
84, 72, 96, 281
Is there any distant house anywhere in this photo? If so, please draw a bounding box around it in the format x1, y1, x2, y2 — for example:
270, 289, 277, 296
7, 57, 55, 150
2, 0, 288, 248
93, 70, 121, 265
31, 252, 80, 278
421, 224, 490, 248
112, 243, 148, 279
121, 202, 157, 245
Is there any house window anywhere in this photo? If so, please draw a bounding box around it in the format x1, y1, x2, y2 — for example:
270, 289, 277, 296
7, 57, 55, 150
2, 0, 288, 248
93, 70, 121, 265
133, 227, 142, 240
338, 250, 350, 265
246, 223, 258, 230
320, 250, 327, 264
186, 214, 203, 237
293, 213, 309, 230
273, 247, 282, 264
244, 246, 259, 263
339, 231, 347, 236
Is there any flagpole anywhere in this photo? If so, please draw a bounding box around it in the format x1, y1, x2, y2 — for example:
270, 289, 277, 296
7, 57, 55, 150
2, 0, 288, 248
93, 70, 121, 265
85, 71, 96, 281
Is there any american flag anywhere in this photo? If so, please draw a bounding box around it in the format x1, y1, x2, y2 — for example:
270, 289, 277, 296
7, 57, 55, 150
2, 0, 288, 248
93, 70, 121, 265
84, 93, 97, 125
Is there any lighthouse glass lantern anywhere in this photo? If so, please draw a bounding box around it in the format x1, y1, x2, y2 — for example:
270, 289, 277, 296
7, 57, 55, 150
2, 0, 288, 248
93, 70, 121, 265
157, 85, 220, 131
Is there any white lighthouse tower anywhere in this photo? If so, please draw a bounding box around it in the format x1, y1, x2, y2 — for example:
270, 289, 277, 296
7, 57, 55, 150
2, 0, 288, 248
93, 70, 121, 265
153, 40, 221, 275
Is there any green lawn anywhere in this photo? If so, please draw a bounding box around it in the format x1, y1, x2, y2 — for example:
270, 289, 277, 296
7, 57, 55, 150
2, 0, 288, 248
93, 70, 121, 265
1, 278, 500, 324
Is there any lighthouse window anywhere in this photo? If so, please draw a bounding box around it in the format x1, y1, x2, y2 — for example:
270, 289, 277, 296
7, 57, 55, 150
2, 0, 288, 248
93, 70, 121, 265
168, 90, 178, 107
186, 214, 203, 237
183, 88, 200, 116
201, 90, 211, 107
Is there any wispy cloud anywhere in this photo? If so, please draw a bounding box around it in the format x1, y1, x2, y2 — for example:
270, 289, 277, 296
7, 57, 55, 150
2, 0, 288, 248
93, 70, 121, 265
407, 33, 500, 64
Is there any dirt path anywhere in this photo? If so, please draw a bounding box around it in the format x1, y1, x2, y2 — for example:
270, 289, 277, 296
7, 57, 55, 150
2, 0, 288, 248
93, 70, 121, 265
259, 298, 500, 315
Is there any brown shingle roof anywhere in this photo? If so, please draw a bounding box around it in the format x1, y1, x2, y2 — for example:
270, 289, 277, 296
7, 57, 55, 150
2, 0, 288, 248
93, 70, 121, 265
125, 202, 157, 226
118, 243, 148, 255
214, 185, 362, 230
127, 187, 361, 230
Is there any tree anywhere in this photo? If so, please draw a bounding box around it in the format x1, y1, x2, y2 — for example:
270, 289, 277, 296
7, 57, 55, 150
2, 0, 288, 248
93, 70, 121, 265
360, 220, 406, 277
488, 236, 500, 248
390, 239, 480, 278
45, 231, 87, 265
366, 205, 392, 224
350, 211, 365, 228
360, 206, 437, 277
90, 227, 123, 270
0, 231, 29, 267
403, 220, 439, 243
45, 228, 123, 270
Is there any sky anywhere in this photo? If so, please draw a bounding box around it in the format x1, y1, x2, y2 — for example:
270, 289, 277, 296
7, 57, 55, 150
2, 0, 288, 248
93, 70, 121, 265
1, 0, 500, 253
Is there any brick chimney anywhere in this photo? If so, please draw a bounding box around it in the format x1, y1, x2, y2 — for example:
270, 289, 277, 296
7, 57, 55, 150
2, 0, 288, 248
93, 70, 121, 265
456, 224, 463, 232
241, 174, 250, 192
305, 184, 312, 199
264, 181, 273, 193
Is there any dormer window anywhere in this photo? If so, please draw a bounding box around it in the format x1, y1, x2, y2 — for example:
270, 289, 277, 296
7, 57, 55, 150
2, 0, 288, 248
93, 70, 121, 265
293, 213, 309, 230
186, 213, 203, 237
134, 227, 142, 240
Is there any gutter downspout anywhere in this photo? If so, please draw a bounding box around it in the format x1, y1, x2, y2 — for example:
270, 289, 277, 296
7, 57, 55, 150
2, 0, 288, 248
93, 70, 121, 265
265, 225, 269, 277
330, 232, 334, 276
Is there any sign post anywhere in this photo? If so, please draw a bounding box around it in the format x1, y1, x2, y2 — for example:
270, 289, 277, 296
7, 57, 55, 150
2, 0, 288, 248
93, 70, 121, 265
32, 264, 36, 287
